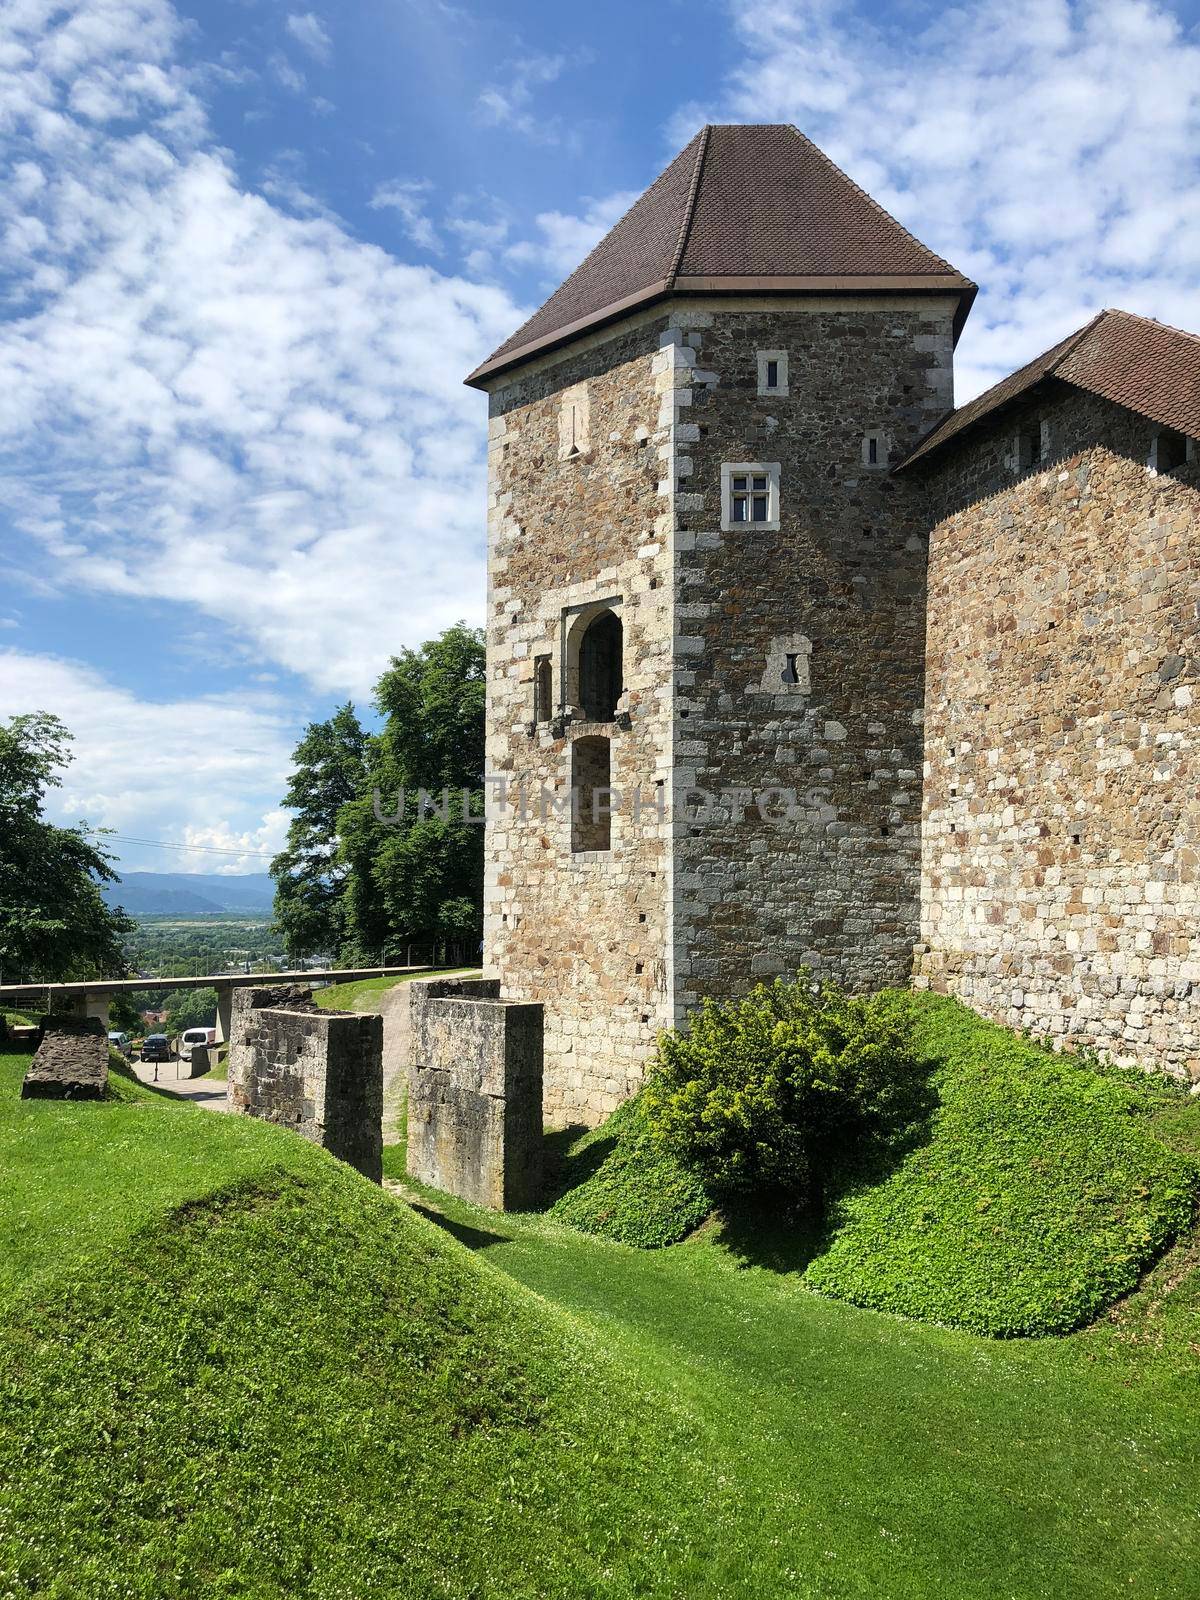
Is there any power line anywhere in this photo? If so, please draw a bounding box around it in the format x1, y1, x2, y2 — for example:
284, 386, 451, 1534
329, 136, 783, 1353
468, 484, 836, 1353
84, 830, 279, 862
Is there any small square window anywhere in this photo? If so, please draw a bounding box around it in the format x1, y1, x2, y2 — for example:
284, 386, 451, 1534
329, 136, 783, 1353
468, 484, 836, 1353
1149, 429, 1188, 474
757, 350, 788, 398
721, 462, 780, 532
1016, 424, 1047, 472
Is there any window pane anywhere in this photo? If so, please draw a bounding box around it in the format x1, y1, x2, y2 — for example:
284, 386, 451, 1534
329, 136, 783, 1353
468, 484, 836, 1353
732, 497, 746, 522
766, 360, 778, 387
752, 495, 768, 520
732, 475, 747, 490
752, 476, 767, 490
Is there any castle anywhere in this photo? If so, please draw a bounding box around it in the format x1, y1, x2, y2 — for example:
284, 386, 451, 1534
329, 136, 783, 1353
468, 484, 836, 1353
465, 124, 1200, 1126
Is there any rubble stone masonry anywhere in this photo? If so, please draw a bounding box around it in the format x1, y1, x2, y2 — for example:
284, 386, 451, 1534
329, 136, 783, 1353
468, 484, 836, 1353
914, 386, 1200, 1077
668, 298, 957, 1014
483, 313, 673, 1124
482, 295, 958, 1122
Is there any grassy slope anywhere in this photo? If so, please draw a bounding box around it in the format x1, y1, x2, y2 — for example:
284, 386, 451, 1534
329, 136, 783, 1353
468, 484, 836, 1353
548, 994, 1199, 1335
5, 999, 1200, 1599
804, 994, 1198, 1333
313, 968, 479, 1013
0, 1043, 729, 1600
407, 1165, 1200, 1600
547, 1094, 712, 1247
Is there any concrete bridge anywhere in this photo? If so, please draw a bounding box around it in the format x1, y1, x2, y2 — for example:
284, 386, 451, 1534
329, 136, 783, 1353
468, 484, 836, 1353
0, 967, 430, 1045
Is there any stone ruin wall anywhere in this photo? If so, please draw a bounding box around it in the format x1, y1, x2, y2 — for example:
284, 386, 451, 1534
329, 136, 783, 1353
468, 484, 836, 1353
915, 386, 1200, 1078
20, 1015, 109, 1100
226, 986, 383, 1179
666, 298, 957, 1010
483, 313, 675, 1125
406, 976, 543, 1210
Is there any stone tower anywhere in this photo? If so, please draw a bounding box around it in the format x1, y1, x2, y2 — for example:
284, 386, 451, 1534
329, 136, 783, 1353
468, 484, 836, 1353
466, 125, 975, 1125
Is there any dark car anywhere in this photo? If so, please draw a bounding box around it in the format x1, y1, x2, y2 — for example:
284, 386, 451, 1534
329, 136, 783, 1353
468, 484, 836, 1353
140, 1033, 172, 1063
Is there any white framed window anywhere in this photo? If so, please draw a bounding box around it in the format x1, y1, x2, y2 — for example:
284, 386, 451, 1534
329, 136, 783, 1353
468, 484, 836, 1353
862, 431, 889, 469
721, 462, 781, 532
757, 350, 788, 398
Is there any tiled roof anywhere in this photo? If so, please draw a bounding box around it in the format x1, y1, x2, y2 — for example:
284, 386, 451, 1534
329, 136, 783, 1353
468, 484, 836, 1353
901, 309, 1200, 468
467, 124, 975, 386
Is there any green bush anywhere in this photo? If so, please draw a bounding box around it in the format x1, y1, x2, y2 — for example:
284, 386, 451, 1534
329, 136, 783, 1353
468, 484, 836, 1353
548, 1096, 712, 1248
802, 993, 1199, 1335
643, 976, 931, 1204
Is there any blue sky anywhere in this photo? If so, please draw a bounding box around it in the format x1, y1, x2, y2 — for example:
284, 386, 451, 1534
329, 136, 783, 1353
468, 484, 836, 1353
2, 0, 1199, 874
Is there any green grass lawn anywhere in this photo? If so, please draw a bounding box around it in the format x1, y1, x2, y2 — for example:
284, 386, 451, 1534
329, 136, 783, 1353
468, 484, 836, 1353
3, 995, 1200, 1599
313, 966, 480, 1012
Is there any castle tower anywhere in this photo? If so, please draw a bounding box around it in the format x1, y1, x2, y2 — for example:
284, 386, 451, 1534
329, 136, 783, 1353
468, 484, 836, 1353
466, 125, 975, 1125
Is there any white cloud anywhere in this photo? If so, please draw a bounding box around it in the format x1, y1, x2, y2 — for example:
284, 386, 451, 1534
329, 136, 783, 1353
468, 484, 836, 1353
0, 0, 523, 699
285, 12, 331, 64
369, 178, 441, 253
503, 190, 640, 282
475, 50, 584, 144
268, 50, 306, 93
681, 0, 1200, 399
0, 647, 294, 873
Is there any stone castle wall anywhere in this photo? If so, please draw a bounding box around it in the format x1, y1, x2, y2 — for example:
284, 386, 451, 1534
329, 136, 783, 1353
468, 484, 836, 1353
914, 387, 1200, 1077
483, 314, 676, 1124
665, 298, 957, 1009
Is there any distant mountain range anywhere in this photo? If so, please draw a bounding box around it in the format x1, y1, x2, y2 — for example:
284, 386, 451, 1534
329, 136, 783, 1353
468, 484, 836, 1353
101, 872, 276, 917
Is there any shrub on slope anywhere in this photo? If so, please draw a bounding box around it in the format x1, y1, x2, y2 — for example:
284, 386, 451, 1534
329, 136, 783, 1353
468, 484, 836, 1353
548, 1094, 712, 1248
802, 995, 1198, 1336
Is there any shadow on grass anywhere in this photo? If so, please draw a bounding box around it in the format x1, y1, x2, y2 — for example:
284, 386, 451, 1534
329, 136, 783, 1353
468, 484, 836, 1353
711, 1065, 945, 1276
539, 1122, 617, 1207
409, 1202, 513, 1252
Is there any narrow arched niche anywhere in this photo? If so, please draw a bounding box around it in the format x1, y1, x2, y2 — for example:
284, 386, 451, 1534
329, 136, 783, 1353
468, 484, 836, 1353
533, 654, 553, 722
572, 735, 612, 852
577, 609, 623, 722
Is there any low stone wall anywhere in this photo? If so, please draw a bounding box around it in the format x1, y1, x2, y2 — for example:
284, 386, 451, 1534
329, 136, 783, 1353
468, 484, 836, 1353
408, 977, 543, 1210
21, 1016, 109, 1100
226, 986, 383, 1182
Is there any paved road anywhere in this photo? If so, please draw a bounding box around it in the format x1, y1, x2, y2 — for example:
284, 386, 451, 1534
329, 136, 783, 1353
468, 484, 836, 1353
130, 1058, 230, 1112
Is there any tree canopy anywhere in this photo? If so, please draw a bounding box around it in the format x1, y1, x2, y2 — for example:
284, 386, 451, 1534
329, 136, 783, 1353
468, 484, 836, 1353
270, 625, 486, 967
0, 713, 134, 983
270, 703, 368, 959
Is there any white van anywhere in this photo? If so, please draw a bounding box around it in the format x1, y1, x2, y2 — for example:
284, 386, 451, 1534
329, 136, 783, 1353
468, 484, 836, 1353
179, 1027, 216, 1062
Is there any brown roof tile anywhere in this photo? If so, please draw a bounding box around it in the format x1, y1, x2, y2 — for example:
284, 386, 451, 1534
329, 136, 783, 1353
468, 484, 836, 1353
468, 124, 974, 386
901, 309, 1200, 468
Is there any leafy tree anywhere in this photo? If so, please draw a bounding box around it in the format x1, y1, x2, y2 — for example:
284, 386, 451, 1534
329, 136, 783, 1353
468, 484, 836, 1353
270, 704, 368, 959
0, 713, 134, 983
108, 993, 143, 1034
165, 987, 220, 1034
339, 624, 486, 965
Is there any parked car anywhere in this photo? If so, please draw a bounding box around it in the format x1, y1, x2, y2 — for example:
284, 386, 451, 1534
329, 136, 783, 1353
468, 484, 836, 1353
179, 1027, 216, 1063
141, 1033, 171, 1064
106, 1031, 132, 1058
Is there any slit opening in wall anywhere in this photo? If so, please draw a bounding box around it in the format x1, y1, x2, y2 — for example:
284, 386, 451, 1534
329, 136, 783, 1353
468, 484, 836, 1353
533, 654, 552, 723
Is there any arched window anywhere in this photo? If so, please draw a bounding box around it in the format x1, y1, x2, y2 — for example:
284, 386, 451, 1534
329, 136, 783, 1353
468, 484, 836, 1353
577, 609, 622, 722
534, 655, 552, 722
572, 736, 611, 853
